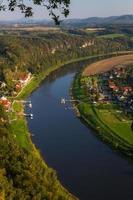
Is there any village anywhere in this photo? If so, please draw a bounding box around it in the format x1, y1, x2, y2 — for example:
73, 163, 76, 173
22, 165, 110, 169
0, 70, 33, 124
82, 65, 133, 119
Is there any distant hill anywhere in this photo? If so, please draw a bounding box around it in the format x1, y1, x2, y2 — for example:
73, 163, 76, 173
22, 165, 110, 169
61, 15, 133, 28
0, 15, 133, 28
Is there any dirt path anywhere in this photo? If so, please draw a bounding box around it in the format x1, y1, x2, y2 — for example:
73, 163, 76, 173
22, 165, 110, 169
83, 54, 133, 76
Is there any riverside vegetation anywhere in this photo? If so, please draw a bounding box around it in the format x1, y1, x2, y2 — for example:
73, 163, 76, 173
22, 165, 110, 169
1, 29, 133, 199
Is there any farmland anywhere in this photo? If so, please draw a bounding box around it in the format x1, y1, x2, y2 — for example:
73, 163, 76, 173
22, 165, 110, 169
98, 33, 125, 39
83, 54, 133, 75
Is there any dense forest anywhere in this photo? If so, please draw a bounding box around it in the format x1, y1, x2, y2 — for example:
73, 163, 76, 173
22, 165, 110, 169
0, 30, 133, 199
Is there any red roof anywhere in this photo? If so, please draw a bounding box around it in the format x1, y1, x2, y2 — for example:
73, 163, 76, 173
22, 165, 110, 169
0, 98, 11, 109
123, 86, 132, 92
112, 86, 119, 91
109, 84, 116, 89
15, 83, 22, 91
20, 73, 28, 81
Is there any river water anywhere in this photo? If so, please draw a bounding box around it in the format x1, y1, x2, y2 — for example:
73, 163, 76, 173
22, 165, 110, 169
27, 61, 133, 200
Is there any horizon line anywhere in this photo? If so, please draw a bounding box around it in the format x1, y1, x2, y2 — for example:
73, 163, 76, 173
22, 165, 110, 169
0, 13, 133, 22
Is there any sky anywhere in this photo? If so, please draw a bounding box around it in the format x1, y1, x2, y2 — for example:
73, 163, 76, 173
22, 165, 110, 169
0, 0, 133, 21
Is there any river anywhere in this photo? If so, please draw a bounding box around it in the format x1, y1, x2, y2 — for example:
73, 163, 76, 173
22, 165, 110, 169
27, 61, 133, 200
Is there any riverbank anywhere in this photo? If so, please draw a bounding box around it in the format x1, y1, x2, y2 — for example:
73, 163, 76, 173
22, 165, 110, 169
72, 55, 133, 157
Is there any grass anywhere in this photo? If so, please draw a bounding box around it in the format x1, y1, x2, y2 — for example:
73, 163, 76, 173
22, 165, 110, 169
12, 100, 22, 112
98, 33, 125, 39
16, 76, 37, 99
78, 101, 133, 148
96, 108, 133, 145
8, 100, 32, 149
9, 117, 32, 149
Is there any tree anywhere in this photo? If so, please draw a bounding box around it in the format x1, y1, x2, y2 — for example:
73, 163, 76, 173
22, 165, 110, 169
0, 0, 71, 24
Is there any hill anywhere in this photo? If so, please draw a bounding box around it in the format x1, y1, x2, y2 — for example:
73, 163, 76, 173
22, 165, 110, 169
0, 15, 133, 28
61, 15, 133, 28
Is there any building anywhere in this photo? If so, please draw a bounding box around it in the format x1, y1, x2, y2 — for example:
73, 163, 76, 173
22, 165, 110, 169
19, 73, 31, 85
0, 96, 11, 111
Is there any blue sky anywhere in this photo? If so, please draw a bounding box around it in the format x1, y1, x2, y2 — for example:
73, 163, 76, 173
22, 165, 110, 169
70, 0, 133, 18
0, 0, 133, 20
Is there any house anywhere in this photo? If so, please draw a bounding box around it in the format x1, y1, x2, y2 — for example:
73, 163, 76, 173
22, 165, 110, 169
19, 73, 31, 86
80, 40, 95, 48
0, 117, 7, 124
0, 82, 6, 88
112, 86, 119, 92
0, 96, 11, 111
15, 83, 22, 91
122, 86, 132, 93
109, 75, 113, 79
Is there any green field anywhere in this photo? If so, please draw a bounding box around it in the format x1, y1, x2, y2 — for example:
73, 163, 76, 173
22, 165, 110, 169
98, 33, 125, 39
9, 100, 32, 149
78, 102, 133, 144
